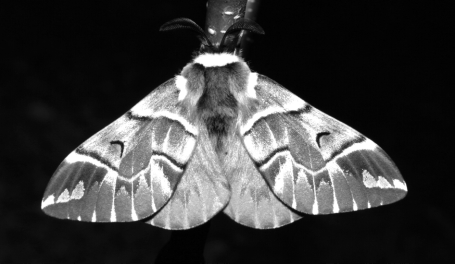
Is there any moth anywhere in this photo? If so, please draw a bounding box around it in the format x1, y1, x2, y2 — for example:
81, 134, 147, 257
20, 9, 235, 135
42, 18, 407, 229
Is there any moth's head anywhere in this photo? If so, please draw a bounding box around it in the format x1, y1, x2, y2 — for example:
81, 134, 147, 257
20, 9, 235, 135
159, 17, 264, 55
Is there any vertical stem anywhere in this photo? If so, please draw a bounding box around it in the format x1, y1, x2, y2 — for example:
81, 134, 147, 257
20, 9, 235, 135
245, 0, 260, 21
241, 0, 261, 56
205, 0, 247, 47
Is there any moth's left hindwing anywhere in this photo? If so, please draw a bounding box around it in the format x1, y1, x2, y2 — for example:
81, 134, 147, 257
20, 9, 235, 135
42, 78, 229, 229
238, 75, 407, 217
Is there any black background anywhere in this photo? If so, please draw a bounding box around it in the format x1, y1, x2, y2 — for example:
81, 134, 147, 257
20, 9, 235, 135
1, 1, 453, 263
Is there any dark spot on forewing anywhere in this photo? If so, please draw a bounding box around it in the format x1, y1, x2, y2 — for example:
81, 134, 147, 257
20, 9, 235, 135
110, 140, 125, 158
316, 132, 331, 149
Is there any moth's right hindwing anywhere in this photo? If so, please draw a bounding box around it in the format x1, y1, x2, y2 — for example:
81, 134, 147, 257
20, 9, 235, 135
41, 78, 228, 228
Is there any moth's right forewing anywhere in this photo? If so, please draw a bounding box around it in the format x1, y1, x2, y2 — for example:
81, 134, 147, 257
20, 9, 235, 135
240, 75, 406, 216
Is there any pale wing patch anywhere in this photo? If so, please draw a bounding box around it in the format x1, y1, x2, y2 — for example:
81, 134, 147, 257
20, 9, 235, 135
110, 205, 116, 222
363, 170, 407, 191
363, 170, 393, 189
41, 195, 55, 209
70, 181, 85, 200
175, 75, 188, 101
352, 199, 358, 211
131, 200, 139, 221
312, 194, 319, 214
52, 180, 86, 205
246, 72, 258, 99
393, 179, 408, 191
332, 194, 340, 213
56, 189, 70, 203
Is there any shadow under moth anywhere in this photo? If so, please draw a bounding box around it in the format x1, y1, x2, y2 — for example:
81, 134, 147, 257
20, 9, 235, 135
42, 18, 407, 229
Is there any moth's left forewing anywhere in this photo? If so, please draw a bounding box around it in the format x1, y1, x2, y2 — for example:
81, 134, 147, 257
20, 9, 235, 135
41, 79, 199, 223
240, 75, 407, 216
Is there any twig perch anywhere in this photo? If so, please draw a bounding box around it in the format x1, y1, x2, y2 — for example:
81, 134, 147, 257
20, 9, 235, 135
242, 0, 261, 55
205, 0, 248, 47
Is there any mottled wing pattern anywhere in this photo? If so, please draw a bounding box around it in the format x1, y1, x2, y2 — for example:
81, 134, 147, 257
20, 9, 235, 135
41, 79, 202, 225
239, 75, 407, 218
223, 136, 301, 229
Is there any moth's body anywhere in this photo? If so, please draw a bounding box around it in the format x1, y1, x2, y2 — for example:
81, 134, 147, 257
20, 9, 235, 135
42, 18, 407, 230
